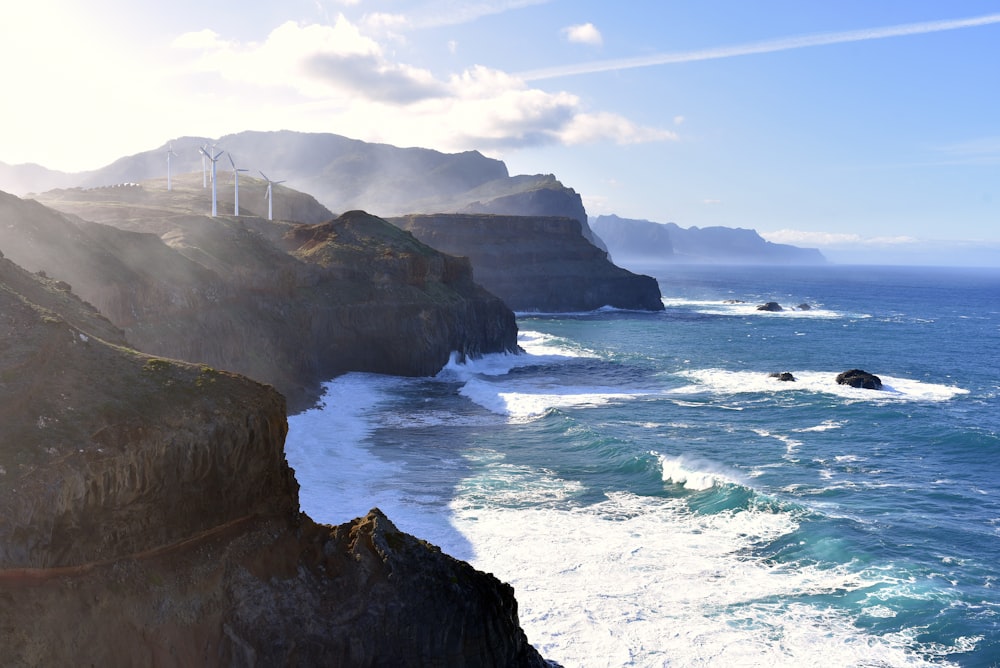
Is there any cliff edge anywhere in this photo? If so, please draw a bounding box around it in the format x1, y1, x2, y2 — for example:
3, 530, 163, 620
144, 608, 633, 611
391, 213, 664, 312
0, 253, 548, 666
10, 184, 518, 411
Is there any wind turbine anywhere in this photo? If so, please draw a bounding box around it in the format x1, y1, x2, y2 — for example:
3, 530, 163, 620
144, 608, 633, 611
259, 171, 285, 221
200, 146, 224, 217
166, 144, 177, 191
200, 144, 208, 188
228, 153, 248, 216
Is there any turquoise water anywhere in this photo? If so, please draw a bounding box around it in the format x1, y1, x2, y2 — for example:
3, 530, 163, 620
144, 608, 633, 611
286, 264, 1000, 666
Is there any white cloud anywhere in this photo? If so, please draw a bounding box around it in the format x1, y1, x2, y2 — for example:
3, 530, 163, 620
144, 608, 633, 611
170, 18, 676, 153
0, 8, 672, 171
362, 12, 408, 32
558, 112, 678, 145
172, 29, 230, 50
562, 22, 603, 46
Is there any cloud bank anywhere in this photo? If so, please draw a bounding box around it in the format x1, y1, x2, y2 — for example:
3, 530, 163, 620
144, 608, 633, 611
172, 15, 673, 154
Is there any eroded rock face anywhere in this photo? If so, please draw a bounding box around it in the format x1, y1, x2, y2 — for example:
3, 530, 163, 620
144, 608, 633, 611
836, 369, 883, 390
0, 255, 296, 568
0, 257, 549, 666
391, 213, 664, 312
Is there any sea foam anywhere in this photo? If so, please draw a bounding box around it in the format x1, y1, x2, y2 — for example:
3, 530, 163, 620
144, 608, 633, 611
675, 368, 969, 403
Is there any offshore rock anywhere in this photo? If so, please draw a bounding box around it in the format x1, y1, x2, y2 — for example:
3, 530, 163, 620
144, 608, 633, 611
390, 213, 664, 312
769, 372, 796, 382
836, 368, 883, 390
757, 301, 783, 312
0, 255, 548, 666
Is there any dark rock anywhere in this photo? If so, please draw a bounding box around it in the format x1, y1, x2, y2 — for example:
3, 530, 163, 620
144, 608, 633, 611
796, 303, 812, 310
757, 301, 783, 312
769, 372, 796, 382
836, 368, 883, 390
390, 213, 664, 312
723, 299, 745, 304
0, 257, 549, 666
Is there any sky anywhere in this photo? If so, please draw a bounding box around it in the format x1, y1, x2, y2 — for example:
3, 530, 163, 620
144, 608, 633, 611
2, 0, 999, 264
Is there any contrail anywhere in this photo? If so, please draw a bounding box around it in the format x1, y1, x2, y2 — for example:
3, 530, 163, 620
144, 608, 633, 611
518, 13, 1000, 81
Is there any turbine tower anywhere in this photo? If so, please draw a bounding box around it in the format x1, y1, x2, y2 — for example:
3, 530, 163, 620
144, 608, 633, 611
260, 171, 286, 221
200, 144, 208, 188
166, 144, 177, 191
227, 153, 248, 216
200, 146, 224, 217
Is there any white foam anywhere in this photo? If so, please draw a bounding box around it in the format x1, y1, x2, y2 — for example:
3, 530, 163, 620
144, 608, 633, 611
437, 330, 598, 383
797, 420, 845, 432
284, 374, 464, 550
656, 452, 740, 490
459, 376, 644, 423
661, 297, 852, 319
447, 491, 960, 667
285, 374, 974, 666
675, 369, 969, 403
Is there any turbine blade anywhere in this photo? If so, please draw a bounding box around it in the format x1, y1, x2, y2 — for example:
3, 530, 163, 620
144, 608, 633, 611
228, 153, 236, 169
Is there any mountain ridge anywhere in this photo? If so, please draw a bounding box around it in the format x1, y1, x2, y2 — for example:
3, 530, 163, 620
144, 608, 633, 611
591, 213, 826, 265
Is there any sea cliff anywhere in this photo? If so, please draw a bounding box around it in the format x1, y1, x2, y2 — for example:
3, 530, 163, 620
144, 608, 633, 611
5, 186, 518, 411
391, 213, 664, 312
0, 250, 548, 666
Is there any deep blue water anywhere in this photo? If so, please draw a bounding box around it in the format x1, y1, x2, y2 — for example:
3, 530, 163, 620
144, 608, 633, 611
287, 264, 1000, 667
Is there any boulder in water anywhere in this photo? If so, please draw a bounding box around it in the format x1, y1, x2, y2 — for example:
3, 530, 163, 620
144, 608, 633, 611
836, 369, 883, 390
769, 372, 796, 382
757, 301, 782, 312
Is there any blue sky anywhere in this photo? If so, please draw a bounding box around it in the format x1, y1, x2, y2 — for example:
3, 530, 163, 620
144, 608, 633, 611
2, 1, 998, 262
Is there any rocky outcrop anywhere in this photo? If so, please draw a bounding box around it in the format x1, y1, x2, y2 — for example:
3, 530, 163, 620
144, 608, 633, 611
836, 369, 883, 390
769, 372, 796, 381
283, 210, 520, 377
0, 255, 548, 666
757, 301, 783, 312
391, 213, 664, 312
6, 188, 518, 411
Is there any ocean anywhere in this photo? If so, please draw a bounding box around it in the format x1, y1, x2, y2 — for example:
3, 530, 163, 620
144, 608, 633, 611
285, 264, 1000, 667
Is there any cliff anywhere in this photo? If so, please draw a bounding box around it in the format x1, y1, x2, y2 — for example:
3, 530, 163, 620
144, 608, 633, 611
0, 255, 548, 665
591, 214, 827, 265
9, 183, 517, 411
391, 213, 664, 312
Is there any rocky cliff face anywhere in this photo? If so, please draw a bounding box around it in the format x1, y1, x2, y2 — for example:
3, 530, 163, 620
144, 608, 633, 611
391, 213, 664, 312
8, 185, 518, 411
0, 254, 548, 666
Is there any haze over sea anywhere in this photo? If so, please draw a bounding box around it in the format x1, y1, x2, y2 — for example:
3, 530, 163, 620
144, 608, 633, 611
286, 264, 1000, 667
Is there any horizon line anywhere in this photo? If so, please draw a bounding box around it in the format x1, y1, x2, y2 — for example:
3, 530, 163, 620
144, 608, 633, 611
518, 12, 1000, 81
